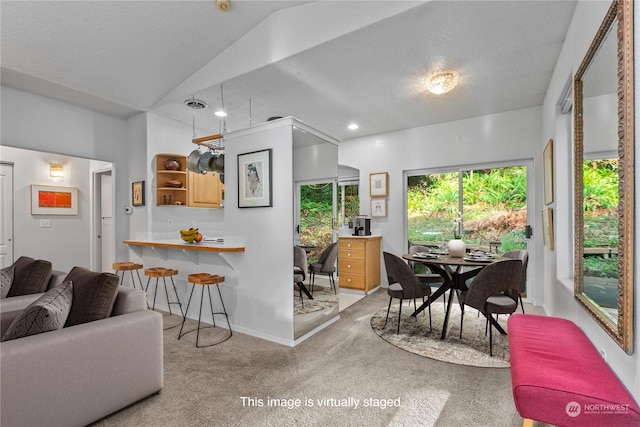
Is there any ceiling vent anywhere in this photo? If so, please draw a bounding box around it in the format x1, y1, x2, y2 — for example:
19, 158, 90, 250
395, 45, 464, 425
184, 99, 208, 110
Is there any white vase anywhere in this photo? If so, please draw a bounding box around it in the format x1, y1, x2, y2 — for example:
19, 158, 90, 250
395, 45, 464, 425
448, 239, 466, 257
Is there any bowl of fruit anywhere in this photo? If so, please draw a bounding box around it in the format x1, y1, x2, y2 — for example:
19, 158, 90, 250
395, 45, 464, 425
179, 228, 203, 243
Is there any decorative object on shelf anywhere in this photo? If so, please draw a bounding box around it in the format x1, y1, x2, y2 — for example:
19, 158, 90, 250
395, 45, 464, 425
132, 181, 145, 206
542, 207, 554, 250
30, 184, 78, 215
238, 148, 272, 208
164, 180, 182, 188
447, 239, 466, 258
164, 159, 181, 171
543, 138, 554, 205
370, 198, 387, 217
369, 171, 388, 197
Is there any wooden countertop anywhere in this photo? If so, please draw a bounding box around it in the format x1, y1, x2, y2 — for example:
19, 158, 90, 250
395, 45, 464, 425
339, 235, 382, 240
123, 239, 244, 253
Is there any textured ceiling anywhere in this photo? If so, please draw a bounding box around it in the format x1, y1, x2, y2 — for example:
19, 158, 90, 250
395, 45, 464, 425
1, 1, 578, 141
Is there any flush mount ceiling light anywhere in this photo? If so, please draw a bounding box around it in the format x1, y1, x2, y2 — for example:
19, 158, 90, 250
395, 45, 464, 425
50, 162, 64, 177
424, 70, 460, 95
348, 123, 359, 130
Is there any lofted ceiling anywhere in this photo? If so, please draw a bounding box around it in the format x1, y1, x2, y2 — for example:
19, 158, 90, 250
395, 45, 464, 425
1, 0, 577, 141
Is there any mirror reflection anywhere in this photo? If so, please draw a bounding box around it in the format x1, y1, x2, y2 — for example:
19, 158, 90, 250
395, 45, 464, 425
574, 0, 634, 353
293, 127, 340, 339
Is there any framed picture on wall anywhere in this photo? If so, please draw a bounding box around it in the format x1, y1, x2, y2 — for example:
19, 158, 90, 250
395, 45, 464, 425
238, 148, 273, 208
544, 138, 554, 205
371, 198, 387, 217
542, 207, 554, 250
31, 185, 78, 215
370, 171, 388, 197
132, 181, 145, 206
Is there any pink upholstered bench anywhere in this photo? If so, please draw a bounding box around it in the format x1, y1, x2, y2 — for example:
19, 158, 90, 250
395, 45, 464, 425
508, 314, 640, 427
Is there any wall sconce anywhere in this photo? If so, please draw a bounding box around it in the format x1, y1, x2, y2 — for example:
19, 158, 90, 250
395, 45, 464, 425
50, 163, 64, 178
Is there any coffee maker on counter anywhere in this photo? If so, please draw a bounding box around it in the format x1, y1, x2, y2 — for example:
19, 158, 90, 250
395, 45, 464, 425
352, 216, 371, 236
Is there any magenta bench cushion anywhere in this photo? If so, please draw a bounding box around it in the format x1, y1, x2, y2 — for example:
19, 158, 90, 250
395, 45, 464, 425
508, 314, 640, 426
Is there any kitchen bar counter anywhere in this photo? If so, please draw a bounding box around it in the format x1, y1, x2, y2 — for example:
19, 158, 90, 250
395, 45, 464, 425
123, 239, 244, 253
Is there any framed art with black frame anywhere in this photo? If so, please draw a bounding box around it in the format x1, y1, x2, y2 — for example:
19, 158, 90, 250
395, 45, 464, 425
238, 148, 272, 208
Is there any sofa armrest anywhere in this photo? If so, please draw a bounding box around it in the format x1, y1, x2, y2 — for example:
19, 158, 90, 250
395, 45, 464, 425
47, 270, 68, 290
0, 310, 163, 427
111, 286, 147, 315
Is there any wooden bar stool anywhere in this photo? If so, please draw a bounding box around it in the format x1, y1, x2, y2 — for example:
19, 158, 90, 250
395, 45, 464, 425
144, 267, 184, 327
178, 273, 231, 347
112, 262, 144, 290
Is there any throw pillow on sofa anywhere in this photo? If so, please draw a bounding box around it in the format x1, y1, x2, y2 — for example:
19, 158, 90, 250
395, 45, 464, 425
0, 265, 14, 298
63, 267, 120, 327
6, 256, 53, 297
1, 280, 73, 341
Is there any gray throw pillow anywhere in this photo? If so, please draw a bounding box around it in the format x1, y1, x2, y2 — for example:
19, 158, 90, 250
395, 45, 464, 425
1, 281, 73, 342
0, 265, 14, 298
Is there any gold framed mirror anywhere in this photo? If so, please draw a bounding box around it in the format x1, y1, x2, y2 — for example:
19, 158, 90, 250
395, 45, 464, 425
574, 0, 633, 354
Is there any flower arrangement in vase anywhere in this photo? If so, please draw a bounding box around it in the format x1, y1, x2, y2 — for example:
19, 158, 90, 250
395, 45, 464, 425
448, 211, 466, 257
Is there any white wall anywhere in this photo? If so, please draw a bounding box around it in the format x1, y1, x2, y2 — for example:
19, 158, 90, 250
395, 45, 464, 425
339, 107, 541, 288
223, 120, 295, 343
542, 0, 638, 400
0, 146, 92, 272
1, 86, 131, 266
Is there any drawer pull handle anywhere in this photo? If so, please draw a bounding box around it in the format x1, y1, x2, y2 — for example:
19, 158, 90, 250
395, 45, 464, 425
348, 278, 351, 282
348, 252, 351, 257
347, 244, 352, 247
348, 264, 351, 268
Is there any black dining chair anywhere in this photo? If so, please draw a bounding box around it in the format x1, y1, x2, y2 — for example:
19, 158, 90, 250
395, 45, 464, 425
408, 245, 445, 308
502, 250, 529, 313
383, 252, 432, 334
308, 242, 338, 294
293, 246, 308, 307
458, 258, 522, 356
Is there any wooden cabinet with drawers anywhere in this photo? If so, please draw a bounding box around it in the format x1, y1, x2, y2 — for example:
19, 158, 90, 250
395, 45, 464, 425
338, 236, 381, 293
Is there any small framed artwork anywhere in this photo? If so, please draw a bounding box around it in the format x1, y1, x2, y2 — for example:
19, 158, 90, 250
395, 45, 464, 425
371, 198, 387, 217
31, 185, 78, 215
543, 138, 554, 205
370, 171, 388, 197
132, 181, 145, 206
238, 148, 273, 208
542, 207, 554, 250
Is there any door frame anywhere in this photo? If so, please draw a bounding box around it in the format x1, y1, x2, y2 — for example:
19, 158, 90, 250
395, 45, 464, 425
0, 162, 14, 268
91, 167, 114, 272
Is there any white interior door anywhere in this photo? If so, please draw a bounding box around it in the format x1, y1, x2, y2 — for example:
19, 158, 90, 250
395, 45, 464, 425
100, 172, 114, 273
0, 163, 14, 268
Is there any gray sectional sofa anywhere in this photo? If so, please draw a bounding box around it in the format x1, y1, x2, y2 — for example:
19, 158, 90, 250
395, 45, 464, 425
0, 283, 164, 426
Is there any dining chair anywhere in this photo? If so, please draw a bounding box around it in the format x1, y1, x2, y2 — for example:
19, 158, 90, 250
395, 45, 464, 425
383, 252, 432, 334
308, 242, 338, 294
408, 245, 445, 308
502, 250, 529, 313
458, 258, 522, 356
293, 246, 308, 307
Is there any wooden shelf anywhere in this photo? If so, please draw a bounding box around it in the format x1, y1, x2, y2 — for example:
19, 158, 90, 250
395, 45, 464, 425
156, 153, 187, 206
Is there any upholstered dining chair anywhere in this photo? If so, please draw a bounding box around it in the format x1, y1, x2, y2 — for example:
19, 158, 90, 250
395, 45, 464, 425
383, 252, 432, 334
293, 246, 308, 307
458, 258, 522, 356
502, 250, 529, 313
308, 242, 338, 294
408, 245, 445, 307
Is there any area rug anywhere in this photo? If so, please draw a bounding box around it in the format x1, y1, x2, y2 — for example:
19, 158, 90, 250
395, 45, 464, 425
294, 286, 338, 315
370, 301, 510, 368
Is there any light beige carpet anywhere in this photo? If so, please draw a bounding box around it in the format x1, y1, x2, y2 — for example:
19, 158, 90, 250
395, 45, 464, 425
371, 302, 510, 368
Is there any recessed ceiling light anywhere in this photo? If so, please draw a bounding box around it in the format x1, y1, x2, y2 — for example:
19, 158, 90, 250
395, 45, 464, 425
424, 70, 460, 95
348, 123, 359, 130
214, 110, 227, 117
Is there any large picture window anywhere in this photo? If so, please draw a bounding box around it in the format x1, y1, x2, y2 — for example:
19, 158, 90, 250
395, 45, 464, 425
407, 164, 528, 254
